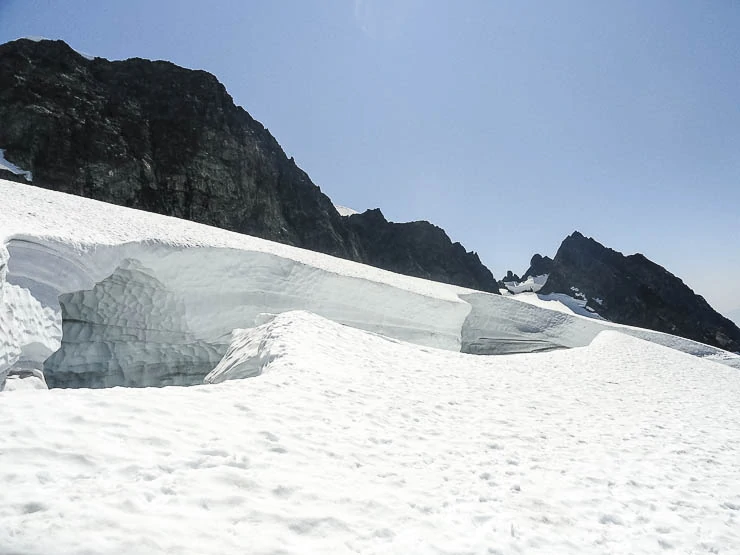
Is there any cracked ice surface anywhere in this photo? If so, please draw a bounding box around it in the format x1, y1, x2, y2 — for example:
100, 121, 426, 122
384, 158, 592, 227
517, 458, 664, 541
1, 312, 740, 554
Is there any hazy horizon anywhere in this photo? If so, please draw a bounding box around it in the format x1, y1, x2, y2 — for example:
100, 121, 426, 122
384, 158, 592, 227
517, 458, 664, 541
1, 1, 738, 318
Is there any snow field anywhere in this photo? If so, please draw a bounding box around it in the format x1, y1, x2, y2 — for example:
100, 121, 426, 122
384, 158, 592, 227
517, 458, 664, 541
2, 311, 740, 554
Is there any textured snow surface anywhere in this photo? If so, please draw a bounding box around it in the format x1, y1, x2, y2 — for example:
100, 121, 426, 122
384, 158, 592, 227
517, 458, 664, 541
0, 280, 60, 384
2, 312, 740, 554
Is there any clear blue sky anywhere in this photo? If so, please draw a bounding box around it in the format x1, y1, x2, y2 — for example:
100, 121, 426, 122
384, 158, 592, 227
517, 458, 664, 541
2, 0, 739, 317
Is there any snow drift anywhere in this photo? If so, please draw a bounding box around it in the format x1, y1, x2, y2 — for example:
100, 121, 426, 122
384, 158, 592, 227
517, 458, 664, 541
1, 179, 739, 389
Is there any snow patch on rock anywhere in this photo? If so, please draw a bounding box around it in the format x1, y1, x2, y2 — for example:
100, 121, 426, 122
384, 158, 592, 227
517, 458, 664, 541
0, 149, 33, 181
503, 273, 548, 293
334, 204, 359, 216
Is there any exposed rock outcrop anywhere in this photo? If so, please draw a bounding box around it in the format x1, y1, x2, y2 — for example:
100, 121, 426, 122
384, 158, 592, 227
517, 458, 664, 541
345, 209, 497, 292
502, 271, 520, 283
521, 254, 553, 280
538, 231, 740, 353
0, 38, 497, 293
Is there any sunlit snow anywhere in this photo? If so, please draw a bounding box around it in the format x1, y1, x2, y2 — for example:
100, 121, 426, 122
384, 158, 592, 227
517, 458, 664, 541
2, 177, 740, 552
2, 311, 740, 554
334, 204, 360, 216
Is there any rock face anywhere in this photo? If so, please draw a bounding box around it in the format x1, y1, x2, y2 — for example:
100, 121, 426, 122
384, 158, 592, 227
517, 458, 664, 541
521, 254, 553, 280
537, 231, 740, 353
0, 38, 497, 293
345, 209, 497, 292
502, 271, 520, 283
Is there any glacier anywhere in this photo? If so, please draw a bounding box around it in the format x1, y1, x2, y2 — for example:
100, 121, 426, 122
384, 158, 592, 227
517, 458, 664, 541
2, 178, 740, 389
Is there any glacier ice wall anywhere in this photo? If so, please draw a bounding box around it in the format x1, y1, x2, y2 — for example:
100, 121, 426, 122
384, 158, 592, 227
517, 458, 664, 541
461, 292, 740, 365
2, 237, 470, 388
44, 259, 224, 388
4, 232, 740, 389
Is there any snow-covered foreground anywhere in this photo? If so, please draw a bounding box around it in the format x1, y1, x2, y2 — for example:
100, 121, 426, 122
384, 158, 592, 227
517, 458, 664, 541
2, 311, 739, 554
3, 179, 739, 388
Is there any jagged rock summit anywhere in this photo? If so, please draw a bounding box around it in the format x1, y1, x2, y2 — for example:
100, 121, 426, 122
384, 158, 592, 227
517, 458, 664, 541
521, 254, 553, 280
531, 231, 740, 353
0, 38, 497, 293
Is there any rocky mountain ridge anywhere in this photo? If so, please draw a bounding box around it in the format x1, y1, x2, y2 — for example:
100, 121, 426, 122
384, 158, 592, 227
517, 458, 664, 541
513, 232, 740, 353
0, 38, 497, 293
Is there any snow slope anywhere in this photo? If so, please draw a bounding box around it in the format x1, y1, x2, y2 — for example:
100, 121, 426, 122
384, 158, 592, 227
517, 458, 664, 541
2, 179, 739, 387
2, 311, 739, 554
510, 291, 606, 320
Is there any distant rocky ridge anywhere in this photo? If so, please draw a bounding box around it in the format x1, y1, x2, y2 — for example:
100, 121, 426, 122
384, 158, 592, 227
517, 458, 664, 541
515, 232, 740, 353
521, 254, 553, 281
0, 38, 497, 293
345, 209, 495, 292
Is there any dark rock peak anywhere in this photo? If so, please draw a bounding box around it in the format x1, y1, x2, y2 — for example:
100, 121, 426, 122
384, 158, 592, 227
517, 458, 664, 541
539, 232, 740, 352
503, 271, 520, 283
352, 207, 386, 223
558, 231, 615, 257
521, 253, 553, 280
346, 209, 498, 292
0, 38, 498, 293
